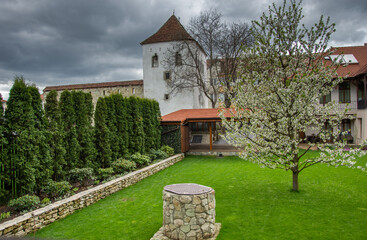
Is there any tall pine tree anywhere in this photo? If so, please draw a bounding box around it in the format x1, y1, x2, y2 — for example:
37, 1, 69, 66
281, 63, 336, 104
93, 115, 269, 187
28, 85, 53, 190
72, 91, 96, 168
59, 90, 80, 171
0, 94, 7, 197
5, 77, 38, 197
112, 94, 129, 156
94, 97, 112, 168
45, 90, 66, 180
127, 97, 145, 153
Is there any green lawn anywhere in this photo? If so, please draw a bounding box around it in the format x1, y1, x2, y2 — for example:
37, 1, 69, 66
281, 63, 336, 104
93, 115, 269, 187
31, 152, 367, 240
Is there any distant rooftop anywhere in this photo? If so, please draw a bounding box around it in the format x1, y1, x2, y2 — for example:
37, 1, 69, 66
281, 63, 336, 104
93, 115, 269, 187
44, 80, 143, 92
141, 15, 195, 45
325, 43, 367, 78
161, 108, 234, 124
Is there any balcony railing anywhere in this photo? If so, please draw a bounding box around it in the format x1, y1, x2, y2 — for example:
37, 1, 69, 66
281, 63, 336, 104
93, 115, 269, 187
319, 100, 367, 110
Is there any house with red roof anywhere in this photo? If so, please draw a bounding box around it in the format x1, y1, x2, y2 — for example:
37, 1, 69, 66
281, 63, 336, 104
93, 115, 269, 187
305, 43, 367, 144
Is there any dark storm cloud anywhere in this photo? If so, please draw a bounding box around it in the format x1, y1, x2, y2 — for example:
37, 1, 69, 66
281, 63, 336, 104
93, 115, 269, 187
0, 0, 366, 99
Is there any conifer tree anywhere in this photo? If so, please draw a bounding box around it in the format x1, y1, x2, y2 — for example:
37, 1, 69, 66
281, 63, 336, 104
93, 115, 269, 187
0, 94, 7, 194
72, 91, 96, 168
59, 90, 80, 171
94, 97, 112, 168
152, 100, 162, 149
28, 85, 53, 188
45, 90, 66, 180
142, 99, 154, 151
5, 76, 38, 196
127, 97, 145, 153
112, 94, 129, 156
105, 96, 119, 161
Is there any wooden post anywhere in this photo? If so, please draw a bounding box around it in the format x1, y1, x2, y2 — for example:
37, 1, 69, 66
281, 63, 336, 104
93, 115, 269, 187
209, 122, 213, 151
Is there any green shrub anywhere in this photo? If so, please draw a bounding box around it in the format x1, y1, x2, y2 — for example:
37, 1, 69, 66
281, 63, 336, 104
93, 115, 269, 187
130, 153, 151, 166
41, 198, 51, 205
0, 211, 10, 221
148, 149, 168, 160
42, 180, 72, 198
111, 159, 136, 174
68, 168, 95, 185
97, 168, 114, 180
160, 145, 174, 156
8, 195, 40, 212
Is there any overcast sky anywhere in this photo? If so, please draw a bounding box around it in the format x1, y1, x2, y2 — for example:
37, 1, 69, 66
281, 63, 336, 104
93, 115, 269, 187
0, 0, 366, 99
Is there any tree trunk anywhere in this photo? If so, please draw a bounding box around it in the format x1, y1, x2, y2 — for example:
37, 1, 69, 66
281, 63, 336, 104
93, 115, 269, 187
224, 93, 231, 108
292, 171, 299, 191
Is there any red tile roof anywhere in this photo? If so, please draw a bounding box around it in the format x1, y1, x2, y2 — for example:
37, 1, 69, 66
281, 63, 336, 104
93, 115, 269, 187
161, 108, 234, 123
43, 80, 143, 92
141, 15, 195, 45
1, 99, 6, 103
326, 44, 367, 78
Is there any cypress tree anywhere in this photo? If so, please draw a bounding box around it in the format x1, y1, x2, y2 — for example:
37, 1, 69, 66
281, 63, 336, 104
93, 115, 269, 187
28, 85, 53, 189
45, 90, 66, 180
112, 94, 129, 156
72, 91, 96, 168
0, 94, 7, 195
59, 90, 80, 171
5, 76, 38, 197
152, 100, 162, 149
94, 97, 112, 168
142, 99, 154, 151
127, 97, 145, 153
105, 95, 119, 161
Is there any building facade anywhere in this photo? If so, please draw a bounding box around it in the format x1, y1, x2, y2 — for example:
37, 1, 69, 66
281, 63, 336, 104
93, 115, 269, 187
305, 44, 367, 144
43, 80, 143, 106
141, 15, 208, 116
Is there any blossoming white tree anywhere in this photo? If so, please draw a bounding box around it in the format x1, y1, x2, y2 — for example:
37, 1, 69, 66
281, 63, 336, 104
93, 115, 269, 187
221, 0, 366, 191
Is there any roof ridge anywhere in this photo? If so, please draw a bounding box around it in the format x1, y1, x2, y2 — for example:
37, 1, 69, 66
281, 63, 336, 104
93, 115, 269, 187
44, 80, 143, 92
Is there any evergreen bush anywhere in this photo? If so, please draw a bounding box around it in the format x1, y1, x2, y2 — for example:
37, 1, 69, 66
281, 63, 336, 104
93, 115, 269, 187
160, 145, 175, 156
8, 195, 40, 212
68, 168, 94, 186
111, 159, 136, 173
97, 168, 114, 180
130, 153, 151, 166
42, 180, 72, 198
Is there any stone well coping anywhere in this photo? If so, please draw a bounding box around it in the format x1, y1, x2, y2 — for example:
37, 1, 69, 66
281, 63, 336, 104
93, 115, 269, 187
0, 153, 184, 237
164, 183, 213, 195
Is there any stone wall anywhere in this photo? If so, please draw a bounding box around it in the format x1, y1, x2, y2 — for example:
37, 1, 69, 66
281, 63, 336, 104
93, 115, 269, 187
0, 154, 184, 237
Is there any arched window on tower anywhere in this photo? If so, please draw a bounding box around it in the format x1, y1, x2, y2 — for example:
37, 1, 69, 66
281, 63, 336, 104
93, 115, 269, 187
175, 52, 182, 66
152, 54, 158, 68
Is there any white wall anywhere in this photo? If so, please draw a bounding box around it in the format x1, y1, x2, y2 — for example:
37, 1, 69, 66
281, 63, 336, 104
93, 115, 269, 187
142, 42, 208, 116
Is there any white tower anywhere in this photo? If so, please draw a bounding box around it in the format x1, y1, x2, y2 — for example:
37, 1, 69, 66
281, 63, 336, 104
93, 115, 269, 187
141, 15, 208, 116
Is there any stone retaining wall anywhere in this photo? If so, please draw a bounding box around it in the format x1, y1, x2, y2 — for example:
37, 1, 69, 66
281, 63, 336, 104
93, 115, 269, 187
0, 154, 184, 237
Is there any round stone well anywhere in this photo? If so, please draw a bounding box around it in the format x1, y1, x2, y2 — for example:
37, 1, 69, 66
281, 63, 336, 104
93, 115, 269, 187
151, 183, 221, 240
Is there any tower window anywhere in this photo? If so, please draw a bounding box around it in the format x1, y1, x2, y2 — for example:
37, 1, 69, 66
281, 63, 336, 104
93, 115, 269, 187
152, 54, 158, 68
175, 52, 182, 66
164, 71, 171, 81
164, 94, 169, 100
132, 88, 135, 94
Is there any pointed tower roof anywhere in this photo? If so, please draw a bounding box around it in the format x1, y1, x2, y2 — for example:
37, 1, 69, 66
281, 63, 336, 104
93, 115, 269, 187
141, 15, 195, 45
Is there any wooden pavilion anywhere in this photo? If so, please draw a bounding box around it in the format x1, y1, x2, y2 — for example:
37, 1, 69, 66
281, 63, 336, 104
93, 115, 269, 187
161, 108, 235, 153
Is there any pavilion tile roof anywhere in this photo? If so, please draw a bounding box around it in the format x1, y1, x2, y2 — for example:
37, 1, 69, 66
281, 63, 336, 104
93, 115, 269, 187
161, 108, 234, 124
43, 80, 143, 92
325, 44, 367, 78
141, 15, 195, 45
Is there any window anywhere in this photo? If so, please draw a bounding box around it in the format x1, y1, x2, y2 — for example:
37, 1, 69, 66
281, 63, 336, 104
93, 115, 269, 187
103, 90, 106, 96
339, 82, 350, 103
164, 94, 169, 100
175, 52, 182, 66
164, 71, 171, 81
152, 54, 158, 68
320, 93, 331, 104
132, 88, 135, 94
341, 119, 351, 133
